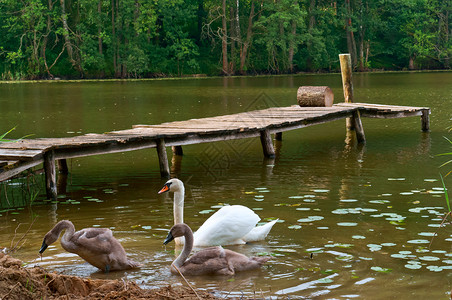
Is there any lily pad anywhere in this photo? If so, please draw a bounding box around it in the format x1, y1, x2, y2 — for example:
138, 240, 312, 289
407, 239, 430, 244
369, 200, 390, 204
296, 208, 311, 211
419, 256, 440, 261
313, 189, 329, 193
426, 265, 442, 272
340, 199, 358, 202
367, 244, 382, 252
297, 216, 324, 222
371, 266, 392, 273
337, 222, 358, 227
405, 263, 422, 270
316, 277, 334, 283
288, 225, 302, 230
418, 232, 436, 237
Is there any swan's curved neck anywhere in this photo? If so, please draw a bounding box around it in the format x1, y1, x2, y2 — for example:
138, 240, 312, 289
173, 227, 193, 268
54, 220, 76, 250
173, 187, 184, 225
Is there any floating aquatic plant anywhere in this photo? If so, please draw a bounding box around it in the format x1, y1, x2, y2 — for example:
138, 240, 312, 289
370, 266, 392, 273
288, 225, 302, 229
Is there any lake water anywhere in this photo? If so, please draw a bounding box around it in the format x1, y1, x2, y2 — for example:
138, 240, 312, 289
1, 72, 452, 299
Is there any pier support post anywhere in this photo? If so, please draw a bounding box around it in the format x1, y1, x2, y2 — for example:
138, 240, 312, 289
275, 132, 283, 141
260, 129, 275, 158
156, 139, 170, 178
44, 150, 57, 200
352, 110, 366, 144
421, 109, 430, 132
57, 159, 69, 174
339, 54, 354, 130
172, 146, 183, 156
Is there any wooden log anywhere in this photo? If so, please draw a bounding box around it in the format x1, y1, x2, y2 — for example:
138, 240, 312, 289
260, 129, 275, 158
421, 109, 430, 132
44, 150, 57, 200
339, 53, 354, 130
297, 86, 334, 107
156, 138, 170, 178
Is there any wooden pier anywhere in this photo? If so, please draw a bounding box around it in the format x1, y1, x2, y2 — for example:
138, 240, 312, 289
0, 101, 430, 200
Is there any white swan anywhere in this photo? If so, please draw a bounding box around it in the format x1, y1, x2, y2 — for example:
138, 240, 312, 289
158, 178, 277, 247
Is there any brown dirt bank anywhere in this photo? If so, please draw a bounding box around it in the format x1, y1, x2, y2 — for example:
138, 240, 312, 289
0, 253, 218, 300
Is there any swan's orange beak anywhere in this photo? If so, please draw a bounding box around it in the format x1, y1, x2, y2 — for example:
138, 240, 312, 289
158, 184, 170, 194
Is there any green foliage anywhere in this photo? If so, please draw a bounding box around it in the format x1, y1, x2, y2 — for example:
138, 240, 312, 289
0, 0, 449, 79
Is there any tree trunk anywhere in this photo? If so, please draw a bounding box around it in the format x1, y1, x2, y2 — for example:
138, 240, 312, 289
443, 10, 449, 68
345, 0, 357, 67
98, 0, 103, 56
358, 28, 364, 71
60, 0, 82, 74
230, 7, 235, 74
239, 1, 255, 74
42, 0, 54, 78
409, 56, 416, 70
111, 0, 117, 76
288, 21, 297, 73
97, 0, 105, 77
306, 0, 316, 71
221, 0, 229, 75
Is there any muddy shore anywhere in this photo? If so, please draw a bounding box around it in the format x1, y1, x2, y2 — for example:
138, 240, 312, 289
0, 253, 219, 300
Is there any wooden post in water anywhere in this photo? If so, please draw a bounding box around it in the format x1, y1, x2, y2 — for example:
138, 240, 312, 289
339, 54, 354, 130
57, 159, 68, 174
156, 139, 170, 178
44, 150, 57, 200
172, 146, 183, 156
352, 110, 366, 143
421, 109, 430, 132
260, 129, 275, 158
275, 132, 283, 141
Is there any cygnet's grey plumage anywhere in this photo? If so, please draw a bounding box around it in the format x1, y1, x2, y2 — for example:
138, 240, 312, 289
39, 220, 141, 272
164, 223, 270, 276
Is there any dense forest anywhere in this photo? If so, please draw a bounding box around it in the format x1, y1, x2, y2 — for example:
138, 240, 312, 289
0, 0, 450, 79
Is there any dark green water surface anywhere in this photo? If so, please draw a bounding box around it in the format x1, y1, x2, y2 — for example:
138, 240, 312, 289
1, 72, 451, 299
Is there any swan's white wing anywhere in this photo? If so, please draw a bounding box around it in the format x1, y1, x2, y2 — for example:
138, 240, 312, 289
242, 219, 278, 242
193, 205, 260, 246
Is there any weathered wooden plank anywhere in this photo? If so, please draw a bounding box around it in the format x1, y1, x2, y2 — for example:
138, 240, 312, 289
335, 102, 429, 111
0, 160, 43, 181
0, 149, 43, 160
